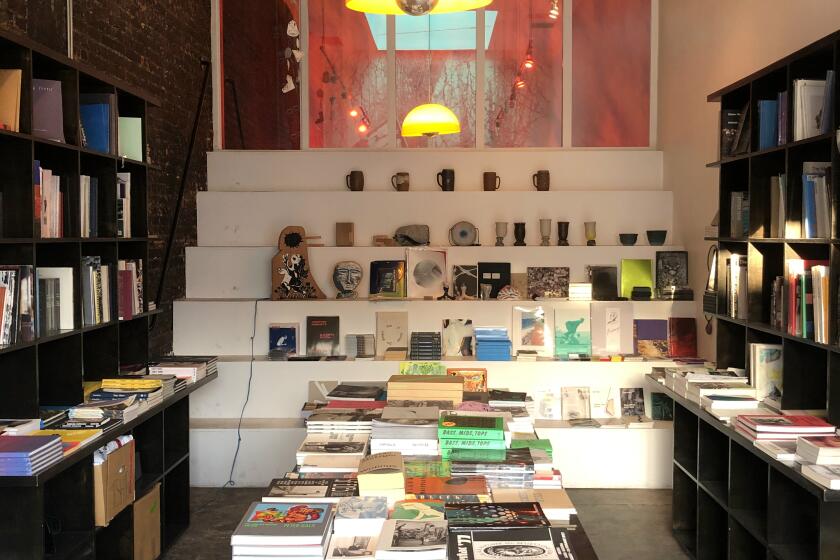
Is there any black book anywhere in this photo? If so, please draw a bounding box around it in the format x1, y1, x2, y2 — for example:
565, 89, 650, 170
488, 390, 526, 403
327, 384, 382, 401
448, 527, 578, 560
444, 502, 550, 529
306, 316, 339, 356
477, 263, 511, 299
720, 109, 742, 157
588, 266, 618, 301
264, 478, 358, 502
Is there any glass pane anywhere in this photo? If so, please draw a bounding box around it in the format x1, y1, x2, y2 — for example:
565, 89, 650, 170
485, 1, 563, 148
308, 2, 388, 148
396, 14, 476, 148
572, 0, 651, 147
222, 0, 301, 149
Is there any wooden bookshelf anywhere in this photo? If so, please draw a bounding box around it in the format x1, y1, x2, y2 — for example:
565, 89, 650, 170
671, 29, 840, 560
0, 28, 212, 559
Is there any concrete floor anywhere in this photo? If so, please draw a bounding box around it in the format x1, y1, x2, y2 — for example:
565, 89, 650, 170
163, 487, 689, 560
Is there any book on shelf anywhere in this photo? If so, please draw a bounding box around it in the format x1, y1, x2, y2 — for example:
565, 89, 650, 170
801, 161, 831, 239
793, 76, 829, 141
768, 173, 789, 238
79, 93, 117, 153
307, 316, 340, 357
118, 116, 143, 161
796, 435, 840, 465
777, 90, 789, 145
726, 253, 747, 319
720, 108, 742, 156
117, 259, 144, 320
82, 256, 112, 326
35, 267, 74, 334
327, 384, 383, 402
35, 162, 65, 239
750, 343, 783, 407
0, 434, 63, 476
783, 258, 829, 340
0, 68, 22, 132
32, 78, 64, 143
0, 265, 35, 345
757, 99, 778, 150
729, 192, 749, 238
80, 175, 99, 238
801, 464, 840, 490
755, 439, 797, 461
116, 172, 132, 238
357, 452, 405, 496
295, 433, 369, 465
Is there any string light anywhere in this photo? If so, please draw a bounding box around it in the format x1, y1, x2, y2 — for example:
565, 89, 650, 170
514, 76, 526, 89
548, 0, 559, 19
523, 41, 536, 70
357, 123, 369, 134
349, 108, 359, 118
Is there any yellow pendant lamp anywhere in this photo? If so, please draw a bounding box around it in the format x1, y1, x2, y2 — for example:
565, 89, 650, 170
401, 103, 461, 137
346, 0, 493, 16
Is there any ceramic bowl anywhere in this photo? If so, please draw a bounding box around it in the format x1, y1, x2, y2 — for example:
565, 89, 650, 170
618, 233, 638, 246
646, 230, 667, 245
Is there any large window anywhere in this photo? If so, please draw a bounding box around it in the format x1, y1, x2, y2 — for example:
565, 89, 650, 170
219, 0, 652, 149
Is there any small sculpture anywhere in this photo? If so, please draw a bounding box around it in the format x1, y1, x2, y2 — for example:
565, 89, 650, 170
497, 285, 521, 300
584, 222, 597, 246
514, 223, 526, 246
272, 226, 326, 300
333, 261, 363, 299
557, 222, 569, 246
495, 222, 508, 246
539, 219, 551, 246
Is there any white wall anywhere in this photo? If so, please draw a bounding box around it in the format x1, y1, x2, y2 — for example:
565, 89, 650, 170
658, 0, 840, 358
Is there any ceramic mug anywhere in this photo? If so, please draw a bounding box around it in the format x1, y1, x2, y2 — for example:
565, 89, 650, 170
533, 170, 550, 191
346, 170, 364, 191
437, 169, 455, 191
391, 172, 410, 191
483, 172, 501, 191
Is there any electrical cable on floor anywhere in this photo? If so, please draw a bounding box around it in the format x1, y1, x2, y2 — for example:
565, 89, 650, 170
224, 298, 259, 487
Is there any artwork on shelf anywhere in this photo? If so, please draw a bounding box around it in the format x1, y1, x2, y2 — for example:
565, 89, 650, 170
452, 265, 478, 300
620, 259, 653, 299
512, 305, 551, 357
399, 362, 447, 376
306, 316, 340, 356
407, 249, 446, 300
346, 334, 375, 359
668, 318, 698, 358
656, 251, 688, 290
590, 301, 633, 355
447, 368, 487, 392
370, 261, 406, 299
751, 343, 783, 406
269, 323, 299, 357
477, 263, 511, 299
442, 319, 474, 357
335, 222, 355, 247
526, 267, 570, 299
394, 225, 430, 247
554, 304, 591, 359
620, 388, 646, 418
587, 266, 618, 301
376, 311, 408, 358
496, 285, 521, 300
509, 273, 528, 301
633, 319, 669, 359
561, 387, 592, 421
651, 393, 674, 421
272, 226, 326, 300
590, 387, 619, 418
333, 261, 363, 299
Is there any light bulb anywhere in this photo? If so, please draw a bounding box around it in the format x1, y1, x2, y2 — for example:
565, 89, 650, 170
523, 56, 535, 69
357, 123, 369, 134
349, 108, 359, 118
514, 76, 526, 89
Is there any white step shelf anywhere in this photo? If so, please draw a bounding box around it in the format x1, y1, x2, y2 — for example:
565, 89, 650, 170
186, 245, 686, 299
188, 357, 676, 488
196, 190, 674, 247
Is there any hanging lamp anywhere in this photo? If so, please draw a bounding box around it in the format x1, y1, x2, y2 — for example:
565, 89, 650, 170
346, 0, 492, 16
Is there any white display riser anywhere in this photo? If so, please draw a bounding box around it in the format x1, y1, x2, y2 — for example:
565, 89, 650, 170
190, 358, 682, 421
206, 150, 664, 192
188, 424, 673, 489
196, 190, 675, 247
186, 245, 687, 299
173, 298, 696, 357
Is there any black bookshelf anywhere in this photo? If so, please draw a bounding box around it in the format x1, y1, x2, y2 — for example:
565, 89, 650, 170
669, 28, 840, 560
0, 28, 213, 559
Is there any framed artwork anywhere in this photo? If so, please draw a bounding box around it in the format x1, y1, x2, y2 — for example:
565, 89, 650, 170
477, 262, 511, 299
452, 265, 478, 299
407, 249, 446, 299
370, 260, 406, 299
376, 311, 408, 357
269, 323, 299, 356
633, 319, 669, 358
590, 301, 634, 355
587, 265, 618, 301
512, 305, 552, 357
527, 267, 570, 299
306, 316, 339, 356
656, 251, 689, 290
442, 319, 474, 356
554, 304, 591, 359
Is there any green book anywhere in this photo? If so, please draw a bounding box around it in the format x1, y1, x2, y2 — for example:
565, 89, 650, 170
510, 439, 553, 456
620, 259, 653, 299
441, 448, 507, 461
439, 438, 507, 450
118, 116, 143, 161
438, 415, 504, 440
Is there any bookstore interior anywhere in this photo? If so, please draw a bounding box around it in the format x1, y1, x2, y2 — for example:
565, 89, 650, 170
2, 1, 840, 559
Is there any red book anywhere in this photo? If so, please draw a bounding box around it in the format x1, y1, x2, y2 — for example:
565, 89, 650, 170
738, 415, 835, 433
734, 424, 798, 441
668, 318, 697, 358
405, 476, 489, 496
324, 400, 386, 410
118, 270, 133, 320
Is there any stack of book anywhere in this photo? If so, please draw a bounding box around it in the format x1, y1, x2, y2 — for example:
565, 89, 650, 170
263, 477, 358, 503
700, 394, 765, 423
438, 414, 506, 460
29, 428, 102, 455
450, 448, 536, 490
231, 501, 335, 560
802, 464, 840, 490
376, 519, 447, 560
333, 496, 389, 535
0, 418, 40, 436
685, 381, 756, 405
386, 375, 463, 406
0, 264, 35, 345
117, 259, 143, 320
796, 435, 840, 465
68, 396, 139, 424
369, 406, 439, 456
475, 327, 512, 361
305, 410, 382, 435
90, 377, 165, 410
448, 526, 579, 560
409, 331, 441, 360
404, 475, 490, 503
296, 433, 369, 472
735, 414, 836, 442
148, 356, 216, 383
81, 256, 112, 326
0, 435, 63, 475
357, 452, 406, 504
56, 412, 122, 435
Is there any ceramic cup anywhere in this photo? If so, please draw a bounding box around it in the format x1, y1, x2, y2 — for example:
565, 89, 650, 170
391, 172, 410, 191
437, 169, 455, 191
346, 170, 364, 191
483, 172, 501, 191
533, 170, 550, 191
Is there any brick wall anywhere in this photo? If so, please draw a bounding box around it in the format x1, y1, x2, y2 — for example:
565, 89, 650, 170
1, 0, 213, 355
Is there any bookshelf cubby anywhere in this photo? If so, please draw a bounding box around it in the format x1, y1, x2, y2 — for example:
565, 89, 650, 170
0, 27, 214, 559
668, 29, 840, 560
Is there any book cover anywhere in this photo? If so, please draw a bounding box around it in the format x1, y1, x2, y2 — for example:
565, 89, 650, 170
668, 318, 697, 358
590, 301, 633, 355
553, 304, 591, 359
620, 388, 645, 417
738, 415, 834, 433
406, 249, 447, 299
751, 343, 783, 404
443, 319, 474, 357
391, 500, 445, 521
526, 267, 570, 299
651, 393, 674, 421
297, 433, 369, 455
633, 319, 669, 358
404, 476, 488, 496
269, 323, 299, 356
327, 535, 378, 559
0, 69, 21, 132
79, 103, 111, 153
620, 259, 653, 299
369, 261, 406, 299
118, 116, 143, 160
589, 265, 618, 301
447, 368, 487, 392
447, 528, 578, 560
307, 316, 339, 356
231, 502, 334, 546
656, 251, 688, 290
335, 497, 388, 520
32, 79, 64, 142
265, 478, 359, 502
398, 362, 447, 376
560, 387, 590, 421
477, 263, 511, 299
444, 502, 550, 529
439, 416, 504, 440
377, 520, 448, 552
452, 265, 478, 299
327, 385, 382, 401
376, 311, 408, 358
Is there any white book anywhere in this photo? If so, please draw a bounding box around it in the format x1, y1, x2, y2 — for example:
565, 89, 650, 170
794, 79, 826, 141
801, 464, 840, 490
755, 440, 797, 461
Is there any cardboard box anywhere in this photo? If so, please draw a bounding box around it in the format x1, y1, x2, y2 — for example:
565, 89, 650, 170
133, 483, 161, 560
94, 440, 135, 527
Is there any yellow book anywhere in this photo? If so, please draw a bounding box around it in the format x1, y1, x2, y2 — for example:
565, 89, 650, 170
32, 429, 102, 454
